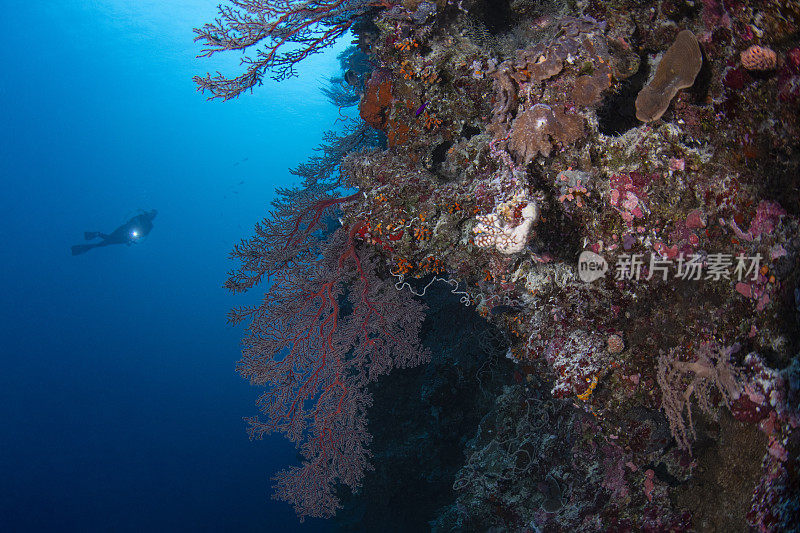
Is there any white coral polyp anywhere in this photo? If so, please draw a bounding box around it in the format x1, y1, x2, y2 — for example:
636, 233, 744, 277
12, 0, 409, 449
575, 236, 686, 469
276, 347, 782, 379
473, 202, 539, 254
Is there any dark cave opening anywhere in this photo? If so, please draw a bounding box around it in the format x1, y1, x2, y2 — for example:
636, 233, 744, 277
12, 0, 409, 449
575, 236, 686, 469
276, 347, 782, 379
469, 0, 519, 35
597, 51, 650, 136
334, 281, 514, 532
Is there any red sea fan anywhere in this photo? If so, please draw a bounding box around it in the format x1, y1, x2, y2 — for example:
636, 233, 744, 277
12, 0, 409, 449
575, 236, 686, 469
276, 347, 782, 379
227, 188, 430, 519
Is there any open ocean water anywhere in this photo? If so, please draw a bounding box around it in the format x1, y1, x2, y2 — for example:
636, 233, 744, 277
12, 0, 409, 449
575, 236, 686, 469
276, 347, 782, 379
1, 2, 344, 531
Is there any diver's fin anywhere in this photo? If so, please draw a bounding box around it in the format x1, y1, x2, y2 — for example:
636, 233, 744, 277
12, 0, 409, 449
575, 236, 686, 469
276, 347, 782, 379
84, 231, 99, 240
71, 244, 94, 256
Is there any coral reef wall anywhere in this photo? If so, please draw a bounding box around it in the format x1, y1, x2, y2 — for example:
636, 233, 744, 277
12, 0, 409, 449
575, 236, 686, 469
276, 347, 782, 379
199, 0, 800, 530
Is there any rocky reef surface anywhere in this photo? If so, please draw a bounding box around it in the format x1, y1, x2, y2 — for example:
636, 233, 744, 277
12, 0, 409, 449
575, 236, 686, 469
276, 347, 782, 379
332, 1, 800, 531
202, 0, 800, 530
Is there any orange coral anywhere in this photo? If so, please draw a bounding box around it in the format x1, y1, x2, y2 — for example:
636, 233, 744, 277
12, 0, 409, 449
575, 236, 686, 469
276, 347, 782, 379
413, 225, 432, 241
420, 256, 445, 274
391, 257, 414, 276
394, 38, 418, 52
422, 111, 442, 129
740, 45, 777, 71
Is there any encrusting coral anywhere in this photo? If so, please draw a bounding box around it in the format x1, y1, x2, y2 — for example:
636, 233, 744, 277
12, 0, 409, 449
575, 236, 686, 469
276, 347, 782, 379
509, 104, 584, 163
472, 195, 539, 255
572, 63, 612, 106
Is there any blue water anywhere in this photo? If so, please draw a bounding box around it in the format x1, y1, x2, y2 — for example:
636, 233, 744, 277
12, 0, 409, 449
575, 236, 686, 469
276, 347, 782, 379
1, 2, 347, 531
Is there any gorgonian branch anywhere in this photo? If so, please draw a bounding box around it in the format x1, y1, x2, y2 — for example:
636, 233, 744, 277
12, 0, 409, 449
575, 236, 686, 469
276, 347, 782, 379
193, 0, 378, 99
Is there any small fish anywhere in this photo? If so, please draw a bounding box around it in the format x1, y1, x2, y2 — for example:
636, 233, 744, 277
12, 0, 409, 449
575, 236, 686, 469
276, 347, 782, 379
415, 102, 427, 116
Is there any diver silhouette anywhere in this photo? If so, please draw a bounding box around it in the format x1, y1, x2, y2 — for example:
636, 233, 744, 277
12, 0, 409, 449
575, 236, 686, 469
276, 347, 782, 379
71, 209, 158, 256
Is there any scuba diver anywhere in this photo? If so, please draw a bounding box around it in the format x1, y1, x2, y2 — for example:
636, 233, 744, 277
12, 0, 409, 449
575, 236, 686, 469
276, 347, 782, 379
71, 209, 157, 255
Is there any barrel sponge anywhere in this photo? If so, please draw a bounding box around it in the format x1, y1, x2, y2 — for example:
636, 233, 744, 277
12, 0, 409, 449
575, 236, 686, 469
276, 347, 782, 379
635, 30, 703, 122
